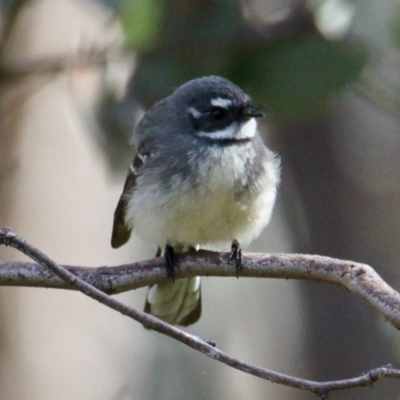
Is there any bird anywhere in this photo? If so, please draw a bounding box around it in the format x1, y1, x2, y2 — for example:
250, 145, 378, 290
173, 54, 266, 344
111, 75, 280, 326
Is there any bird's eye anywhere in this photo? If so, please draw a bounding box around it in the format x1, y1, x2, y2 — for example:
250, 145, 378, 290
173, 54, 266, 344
208, 107, 227, 120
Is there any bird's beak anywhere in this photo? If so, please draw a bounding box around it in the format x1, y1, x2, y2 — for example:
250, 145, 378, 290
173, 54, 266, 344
242, 107, 265, 119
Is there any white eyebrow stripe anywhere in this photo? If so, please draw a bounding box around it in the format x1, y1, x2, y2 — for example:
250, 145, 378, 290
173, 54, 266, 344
196, 119, 257, 140
187, 107, 202, 118
210, 98, 233, 108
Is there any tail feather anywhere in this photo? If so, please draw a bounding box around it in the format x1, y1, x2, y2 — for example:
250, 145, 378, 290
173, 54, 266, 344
144, 277, 202, 326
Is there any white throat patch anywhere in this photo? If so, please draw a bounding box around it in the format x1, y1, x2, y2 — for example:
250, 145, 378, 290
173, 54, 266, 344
197, 118, 257, 141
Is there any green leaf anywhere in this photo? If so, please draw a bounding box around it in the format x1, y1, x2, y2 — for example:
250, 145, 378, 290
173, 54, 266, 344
237, 37, 367, 124
119, 0, 164, 50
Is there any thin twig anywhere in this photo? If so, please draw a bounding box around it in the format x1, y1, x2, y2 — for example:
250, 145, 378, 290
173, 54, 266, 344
1, 227, 400, 398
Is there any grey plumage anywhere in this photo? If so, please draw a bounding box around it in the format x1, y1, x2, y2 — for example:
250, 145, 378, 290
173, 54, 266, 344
111, 76, 280, 326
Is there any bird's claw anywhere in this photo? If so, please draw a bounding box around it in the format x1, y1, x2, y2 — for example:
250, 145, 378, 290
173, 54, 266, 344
228, 240, 242, 278
165, 244, 178, 280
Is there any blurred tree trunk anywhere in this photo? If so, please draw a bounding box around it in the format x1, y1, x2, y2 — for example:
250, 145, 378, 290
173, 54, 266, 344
275, 92, 400, 399
0, 1, 143, 399
274, 0, 400, 397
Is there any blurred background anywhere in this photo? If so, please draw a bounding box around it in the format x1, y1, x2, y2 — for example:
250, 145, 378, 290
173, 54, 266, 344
1, 0, 400, 399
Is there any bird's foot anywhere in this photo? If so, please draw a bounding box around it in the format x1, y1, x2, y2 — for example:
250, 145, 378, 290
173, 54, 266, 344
164, 244, 178, 280
228, 239, 242, 278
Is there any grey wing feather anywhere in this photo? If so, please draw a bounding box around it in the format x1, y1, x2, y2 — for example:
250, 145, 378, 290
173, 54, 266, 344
111, 164, 137, 248
111, 106, 159, 248
111, 150, 151, 248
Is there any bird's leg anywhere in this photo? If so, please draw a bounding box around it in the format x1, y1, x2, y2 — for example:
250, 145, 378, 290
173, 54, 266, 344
164, 244, 178, 280
228, 239, 242, 278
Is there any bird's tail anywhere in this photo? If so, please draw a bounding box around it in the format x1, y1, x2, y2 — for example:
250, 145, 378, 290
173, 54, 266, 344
144, 277, 202, 326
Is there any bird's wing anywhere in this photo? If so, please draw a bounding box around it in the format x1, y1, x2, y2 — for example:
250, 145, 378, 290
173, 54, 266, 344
111, 152, 148, 248
111, 100, 165, 249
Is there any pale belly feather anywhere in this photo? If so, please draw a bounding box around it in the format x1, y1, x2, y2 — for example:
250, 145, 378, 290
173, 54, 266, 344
127, 144, 278, 249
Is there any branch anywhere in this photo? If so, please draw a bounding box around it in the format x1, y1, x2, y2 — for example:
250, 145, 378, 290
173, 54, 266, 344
1, 236, 400, 330
1, 227, 400, 399
0, 48, 132, 83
